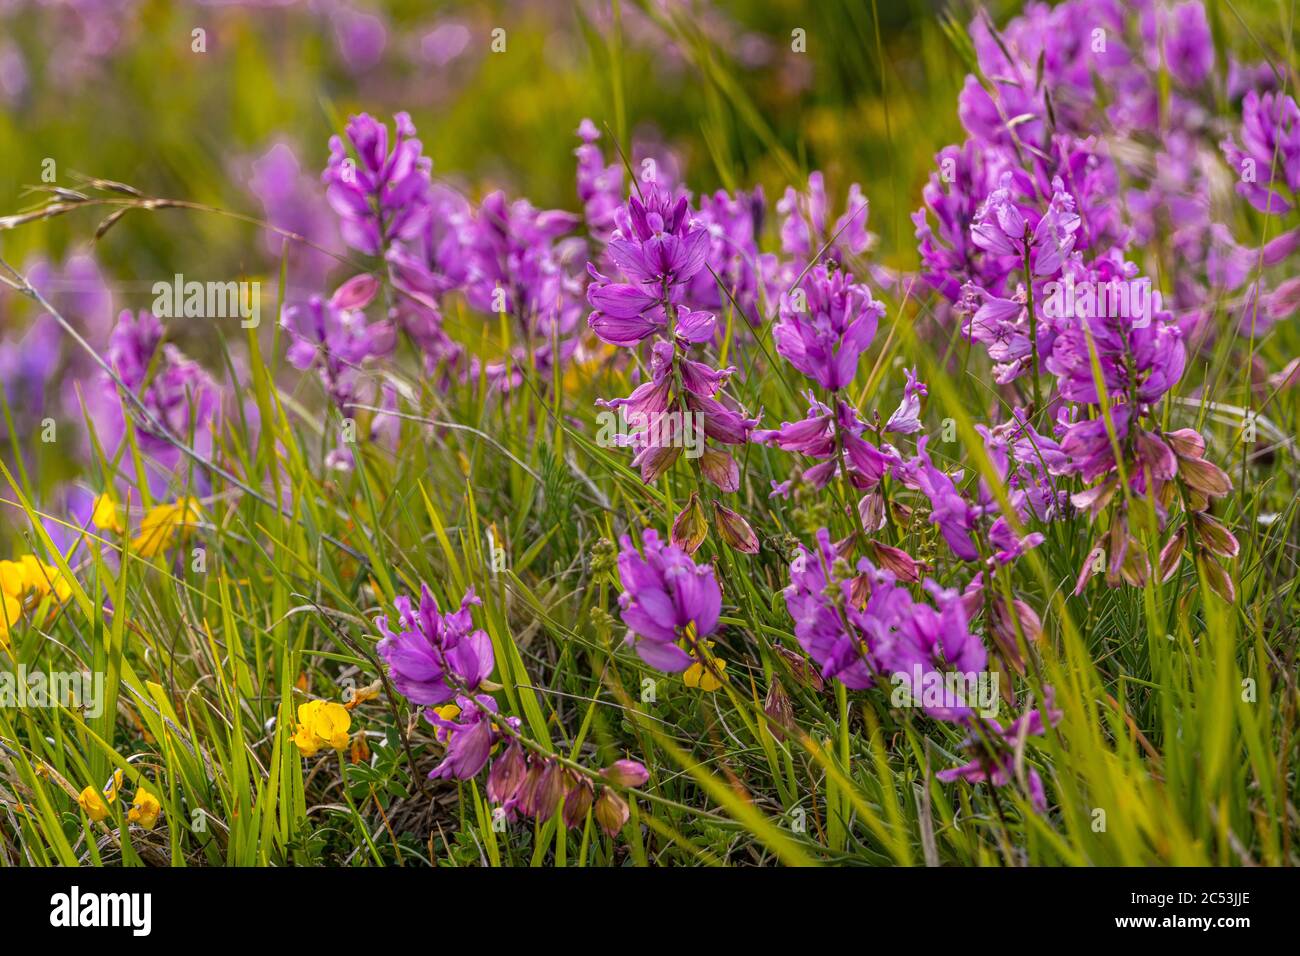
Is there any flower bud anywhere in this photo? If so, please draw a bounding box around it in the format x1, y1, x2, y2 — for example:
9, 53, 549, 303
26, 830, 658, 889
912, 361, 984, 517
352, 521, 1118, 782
858, 492, 885, 532
773, 644, 825, 692
1201, 557, 1235, 603
562, 777, 594, 829
1193, 513, 1239, 558
764, 677, 795, 740
870, 540, 919, 582
330, 273, 381, 310
714, 502, 759, 554
1178, 454, 1232, 498
671, 492, 709, 554
1159, 526, 1186, 581
1165, 428, 1206, 459
593, 787, 630, 837
601, 759, 650, 788
699, 447, 739, 493
487, 741, 527, 805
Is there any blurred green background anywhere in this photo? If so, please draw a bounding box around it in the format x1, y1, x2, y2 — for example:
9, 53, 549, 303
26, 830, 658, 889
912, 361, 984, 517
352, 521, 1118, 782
0, 0, 998, 297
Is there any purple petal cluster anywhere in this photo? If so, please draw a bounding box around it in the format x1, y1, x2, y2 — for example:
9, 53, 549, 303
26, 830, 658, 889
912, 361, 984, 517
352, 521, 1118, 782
616, 528, 722, 672
376, 585, 494, 706
323, 112, 430, 256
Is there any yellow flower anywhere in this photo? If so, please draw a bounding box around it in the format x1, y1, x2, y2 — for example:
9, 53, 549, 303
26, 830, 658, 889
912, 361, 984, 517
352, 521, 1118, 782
291, 699, 352, 756
0, 591, 22, 647
92, 493, 125, 534
20, 556, 71, 603
131, 498, 201, 558
0, 555, 72, 607
431, 703, 461, 723
78, 786, 110, 822
683, 645, 726, 692
127, 787, 162, 829
77, 770, 122, 824
0, 560, 26, 598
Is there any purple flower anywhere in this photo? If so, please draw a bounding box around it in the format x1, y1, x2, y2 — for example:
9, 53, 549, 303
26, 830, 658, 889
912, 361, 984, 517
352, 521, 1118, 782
605, 186, 709, 289
937, 689, 1061, 813
283, 274, 391, 374
776, 172, 873, 262
970, 173, 1080, 278
88, 310, 219, 495
244, 141, 340, 298
772, 264, 882, 391
895, 437, 978, 562
575, 119, 624, 242
688, 186, 766, 320
323, 112, 431, 255
587, 188, 758, 489
877, 581, 987, 723
1221, 89, 1300, 215
783, 529, 881, 689
616, 528, 721, 672
425, 694, 513, 781
377, 586, 494, 706
754, 394, 897, 492
884, 368, 927, 435
1162, 1, 1214, 87
913, 142, 1014, 303
331, 6, 387, 74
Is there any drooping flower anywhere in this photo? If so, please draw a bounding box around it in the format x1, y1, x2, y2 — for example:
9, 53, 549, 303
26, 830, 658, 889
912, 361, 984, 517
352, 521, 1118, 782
593, 787, 631, 837
600, 759, 650, 788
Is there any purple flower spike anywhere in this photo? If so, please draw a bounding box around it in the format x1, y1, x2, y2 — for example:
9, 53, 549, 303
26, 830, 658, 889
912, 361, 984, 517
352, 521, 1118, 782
323, 112, 432, 255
